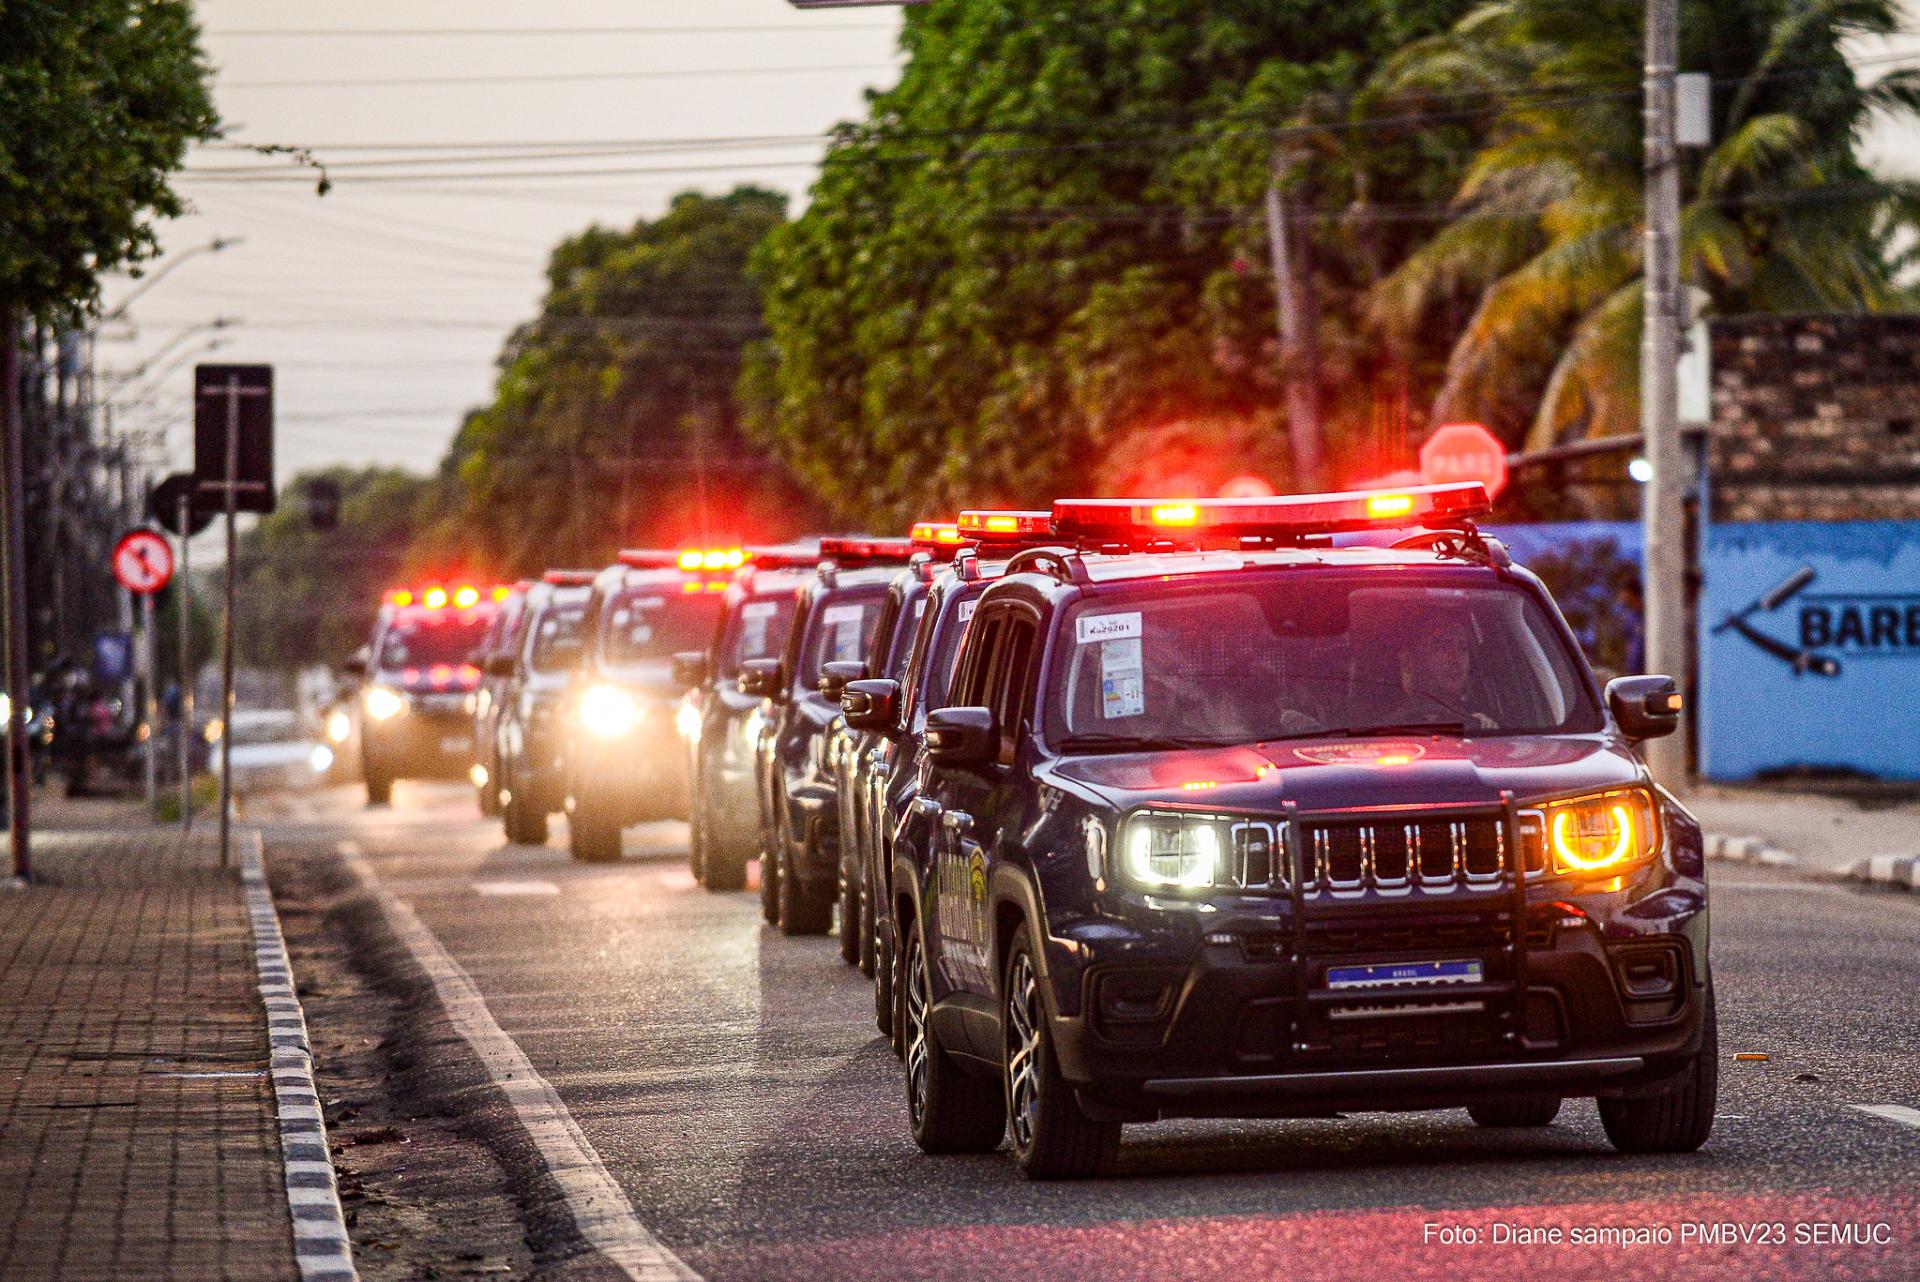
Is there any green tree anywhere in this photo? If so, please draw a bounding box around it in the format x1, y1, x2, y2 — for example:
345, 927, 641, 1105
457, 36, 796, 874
1368, 0, 1920, 453
742, 0, 1475, 528
234, 468, 436, 672
414, 188, 820, 576
0, 0, 219, 317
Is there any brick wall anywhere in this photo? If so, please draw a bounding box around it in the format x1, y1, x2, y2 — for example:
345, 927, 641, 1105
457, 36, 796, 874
1708, 314, 1920, 522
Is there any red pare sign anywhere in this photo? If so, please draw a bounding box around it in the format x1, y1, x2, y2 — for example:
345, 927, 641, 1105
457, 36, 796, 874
1420, 422, 1509, 499
112, 529, 175, 595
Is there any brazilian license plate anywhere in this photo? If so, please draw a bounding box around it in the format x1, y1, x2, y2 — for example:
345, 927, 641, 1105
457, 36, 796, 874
1324, 958, 1483, 990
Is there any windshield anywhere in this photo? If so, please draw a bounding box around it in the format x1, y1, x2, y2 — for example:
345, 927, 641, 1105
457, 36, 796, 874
601, 589, 722, 668
378, 616, 489, 670
797, 591, 886, 688
1045, 573, 1598, 748
718, 593, 793, 677
529, 604, 589, 672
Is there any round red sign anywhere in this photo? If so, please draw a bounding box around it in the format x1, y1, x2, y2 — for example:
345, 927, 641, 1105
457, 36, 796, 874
112, 529, 175, 595
1419, 421, 1509, 499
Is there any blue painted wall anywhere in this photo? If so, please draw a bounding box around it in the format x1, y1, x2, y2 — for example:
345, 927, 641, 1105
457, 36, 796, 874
1698, 522, 1920, 781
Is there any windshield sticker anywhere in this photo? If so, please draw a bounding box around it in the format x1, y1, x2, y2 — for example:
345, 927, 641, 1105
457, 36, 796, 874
821, 603, 866, 663
1078, 611, 1141, 644
957, 599, 977, 624
1100, 637, 1145, 719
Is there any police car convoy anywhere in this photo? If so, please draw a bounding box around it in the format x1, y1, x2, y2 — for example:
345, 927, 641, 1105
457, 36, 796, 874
354, 483, 1713, 1180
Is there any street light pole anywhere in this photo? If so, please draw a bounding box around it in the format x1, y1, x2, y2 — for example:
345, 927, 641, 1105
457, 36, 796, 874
1640, 0, 1690, 787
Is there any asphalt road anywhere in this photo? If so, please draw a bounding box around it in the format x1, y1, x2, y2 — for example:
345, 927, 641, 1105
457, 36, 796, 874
260, 781, 1920, 1282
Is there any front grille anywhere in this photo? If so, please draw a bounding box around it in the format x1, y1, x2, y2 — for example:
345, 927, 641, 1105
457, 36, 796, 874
1229, 812, 1545, 896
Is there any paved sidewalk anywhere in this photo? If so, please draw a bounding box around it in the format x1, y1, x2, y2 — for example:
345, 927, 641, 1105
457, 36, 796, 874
0, 817, 303, 1281
1690, 783, 1920, 880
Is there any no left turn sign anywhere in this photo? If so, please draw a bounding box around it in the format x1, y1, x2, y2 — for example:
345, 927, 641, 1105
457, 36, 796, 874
112, 529, 175, 595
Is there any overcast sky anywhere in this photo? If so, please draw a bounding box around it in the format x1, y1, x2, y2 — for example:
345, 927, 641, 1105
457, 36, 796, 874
102, 0, 1916, 542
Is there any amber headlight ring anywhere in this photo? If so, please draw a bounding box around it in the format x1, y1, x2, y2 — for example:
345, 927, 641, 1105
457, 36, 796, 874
1524, 786, 1662, 879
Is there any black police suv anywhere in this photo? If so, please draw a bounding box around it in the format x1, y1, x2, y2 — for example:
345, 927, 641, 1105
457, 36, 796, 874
494, 573, 596, 845
840, 512, 1059, 1040
886, 485, 1711, 1179
676, 545, 819, 892
559, 551, 731, 862
470, 580, 535, 817
353, 585, 503, 805
746, 537, 911, 935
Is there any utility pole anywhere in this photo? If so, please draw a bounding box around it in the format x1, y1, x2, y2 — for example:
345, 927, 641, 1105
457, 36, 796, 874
1, 311, 31, 883
1265, 149, 1325, 492
1640, 0, 1690, 787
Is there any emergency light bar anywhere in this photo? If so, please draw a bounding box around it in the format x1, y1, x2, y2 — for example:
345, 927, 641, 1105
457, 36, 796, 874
542, 569, 599, 586
909, 521, 965, 548
818, 535, 917, 565
384, 583, 504, 610
739, 544, 824, 572
677, 547, 749, 572
1050, 483, 1490, 543
956, 510, 1054, 542
617, 549, 682, 570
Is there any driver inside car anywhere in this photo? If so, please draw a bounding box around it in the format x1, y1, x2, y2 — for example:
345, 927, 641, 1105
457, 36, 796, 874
1381, 610, 1498, 730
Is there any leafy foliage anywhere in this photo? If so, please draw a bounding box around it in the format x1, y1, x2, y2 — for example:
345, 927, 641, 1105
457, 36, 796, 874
0, 0, 218, 317
743, 0, 1477, 527
235, 468, 436, 671
1370, 0, 1920, 451
413, 189, 821, 577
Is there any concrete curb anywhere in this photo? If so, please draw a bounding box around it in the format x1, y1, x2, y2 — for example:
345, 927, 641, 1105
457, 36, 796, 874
242, 834, 360, 1282
1840, 852, 1920, 893
1702, 832, 1801, 870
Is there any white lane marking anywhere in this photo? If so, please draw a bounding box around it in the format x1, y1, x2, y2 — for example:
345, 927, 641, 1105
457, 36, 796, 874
1717, 880, 1847, 893
338, 842, 698, 1282
1852, 1104, 1920, 1131
473, 880, 561, 897
243, 834, 360, 1282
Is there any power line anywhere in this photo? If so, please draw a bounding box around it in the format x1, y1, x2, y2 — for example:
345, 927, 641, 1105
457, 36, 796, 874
207, 23, 895, 38
218, 62, 901, 90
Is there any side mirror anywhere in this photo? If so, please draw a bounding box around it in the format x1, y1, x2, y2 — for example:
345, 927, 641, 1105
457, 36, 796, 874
818, 659, 866, 702
842, 678, 900, 733
1607, 675, 1682, 741
738, 658, 784, 700
670, 650, 710, 691
926, 706, 995, 767
485, 653, 516, 678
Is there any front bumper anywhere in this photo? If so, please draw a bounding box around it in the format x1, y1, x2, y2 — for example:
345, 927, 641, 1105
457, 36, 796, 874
1042, 864, 1708, 1121
363, 704, 472, 780
571, 725, 690, 822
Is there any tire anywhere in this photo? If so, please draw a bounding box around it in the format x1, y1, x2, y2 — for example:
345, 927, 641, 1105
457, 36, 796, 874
874, 919, 896, 1046
902, 920, 1006, 1154
778, 844, 833, 937
702, 798, 748, 891
857, 872, 877, 977
759, 819, 781, 924
1599, 983, 1718, 1154
365, 768, 392, 806
477, 744, 501, 817
568, 800, 622, 863
1468, 1097, 1562, 1127
687, 789, 709, 885
503, 786, 549, 846
1004, 924, 1120, 1180
836, 847, 861, 965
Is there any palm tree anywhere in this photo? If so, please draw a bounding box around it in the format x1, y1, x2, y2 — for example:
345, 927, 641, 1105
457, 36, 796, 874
1366, 0, 1920, 451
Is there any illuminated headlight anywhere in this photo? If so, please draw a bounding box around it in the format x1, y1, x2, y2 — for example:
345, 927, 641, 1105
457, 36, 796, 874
325, 710, 352, 744
364, 686, 407, 722
1121, 812, 1222, 889
309, 744, 335, 774
1541, 787, 1658, 876
578, 684, 641, 739
674, 699, 702, 744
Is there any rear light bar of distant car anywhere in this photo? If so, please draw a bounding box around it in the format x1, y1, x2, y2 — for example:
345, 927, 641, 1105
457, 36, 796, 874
910, 521, 966, 549
542, 569, 599, 586
384, 583, 507, 609
1049, 484, 1491, 544
818, 536, 917, 565
740, 544, 823, 572
956, 510, 1054, 543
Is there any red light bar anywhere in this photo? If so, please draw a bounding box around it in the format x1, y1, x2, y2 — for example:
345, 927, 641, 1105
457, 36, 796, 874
542, 569, 599, 586
910, 521, 965, 547
676, 547, 749, 572
740, 543, 823, 572
1050, 484, 1490, 542
818, 535, 916, 565
956, 510, 1053, 542
617, 549, 682, 569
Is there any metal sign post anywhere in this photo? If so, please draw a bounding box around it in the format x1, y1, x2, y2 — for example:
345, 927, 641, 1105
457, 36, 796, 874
141, 591, 157, 807
193, 365, 272, 870
177, 493, 193, 828
109, 529, 176, 816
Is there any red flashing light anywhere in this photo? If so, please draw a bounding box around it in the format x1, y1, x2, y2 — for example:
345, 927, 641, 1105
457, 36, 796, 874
956, 510, 1053, 541
617, 549, 681, 570
910, 521, 965, 547
674, 547, 749, 573
492, 586, 513, 602
458, 663, 481, 686
1050, 484, 1490, 544
543, 569, 599, 586
403, 666, 421, 684
385, 588, 414, 607
452, 585, 480, 609
428, 663, 453, 687
818, 535, 916, 565
740, 544, 823, 572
